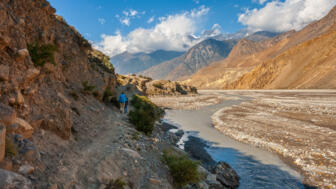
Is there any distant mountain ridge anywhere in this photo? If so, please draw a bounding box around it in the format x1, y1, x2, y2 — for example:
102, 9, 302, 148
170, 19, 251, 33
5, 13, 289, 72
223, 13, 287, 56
139, 38, 238, 80
112, 30, 280, 79
111, 50, 184, 74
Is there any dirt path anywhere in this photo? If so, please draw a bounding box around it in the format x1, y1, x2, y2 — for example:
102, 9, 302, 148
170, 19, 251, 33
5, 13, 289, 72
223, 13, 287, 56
32, 97, 173, 189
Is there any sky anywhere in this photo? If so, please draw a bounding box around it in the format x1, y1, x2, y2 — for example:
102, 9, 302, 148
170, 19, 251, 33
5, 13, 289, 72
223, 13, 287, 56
48, 0, 336, 56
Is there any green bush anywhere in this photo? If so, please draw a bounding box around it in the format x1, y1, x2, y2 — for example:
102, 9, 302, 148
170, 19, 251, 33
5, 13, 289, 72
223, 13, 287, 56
82, 81, 96, 92
153, 82, 164, 89
105, 178, 127, 189
103, 86, 114, 102
28, 43, 58, 67
128, 95, 164, 135
163, 149, 202, 187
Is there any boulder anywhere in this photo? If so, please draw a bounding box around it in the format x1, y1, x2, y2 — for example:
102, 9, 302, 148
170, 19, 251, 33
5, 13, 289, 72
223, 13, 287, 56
148, 178, 161, 185
0, 35, 11, 50
13, 118, 33, 139
212, 162, 239, 189
16, 90, 25, 105
0, 65, 9, 81
0, 125, 5, 162
15, 49, 29, 62
0, 104, 16, 126
24, 68, 40, 82
121, 148, 143, 159
0, 169, 32, 189
18, 165, 34, 175
57, 92, 71, 105
14, 134, 40, 161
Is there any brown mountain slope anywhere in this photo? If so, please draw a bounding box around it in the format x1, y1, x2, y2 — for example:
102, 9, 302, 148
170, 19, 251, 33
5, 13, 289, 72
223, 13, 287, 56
185, 6, 336, 89
184, 31, 294, 88
140, 39, 237, 80
227, 28, 336, 89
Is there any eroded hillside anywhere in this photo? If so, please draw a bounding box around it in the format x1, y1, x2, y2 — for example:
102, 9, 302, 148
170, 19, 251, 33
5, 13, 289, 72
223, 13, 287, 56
185, 6, 336, 90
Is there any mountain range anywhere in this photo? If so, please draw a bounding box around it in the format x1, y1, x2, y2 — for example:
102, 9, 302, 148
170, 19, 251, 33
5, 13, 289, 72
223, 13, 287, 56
185, 5, 336, 89
111, 30, 279, 80
139, 38, 238, 80
110, 6, 336, 90
111, 50, 183, 75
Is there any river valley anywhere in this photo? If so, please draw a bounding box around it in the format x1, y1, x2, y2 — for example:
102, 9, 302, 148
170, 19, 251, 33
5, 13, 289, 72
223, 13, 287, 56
151, 90, 336, 189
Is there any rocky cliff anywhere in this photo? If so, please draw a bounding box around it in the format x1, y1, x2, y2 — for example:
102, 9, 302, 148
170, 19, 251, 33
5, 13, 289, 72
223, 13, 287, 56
0, 0, 117, 140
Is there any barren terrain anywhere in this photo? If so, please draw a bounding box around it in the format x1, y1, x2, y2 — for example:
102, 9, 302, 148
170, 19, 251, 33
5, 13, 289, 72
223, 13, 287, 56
153, 90, 336, 188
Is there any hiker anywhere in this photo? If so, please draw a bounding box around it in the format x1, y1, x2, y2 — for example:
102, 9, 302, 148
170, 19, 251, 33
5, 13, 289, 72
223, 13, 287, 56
118, 92, 127, 114
124, 96, 128, 114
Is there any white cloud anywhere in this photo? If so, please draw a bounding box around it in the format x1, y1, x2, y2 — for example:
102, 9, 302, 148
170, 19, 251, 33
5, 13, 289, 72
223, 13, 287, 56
119, 9, 145, 26
98, 18, 106, 25
239, 0, 336, 32
147, 16, 155, 24
259, 0, 268, 4
130, 9, 138, 16
121, 18, 130, 26
253, 0, 268, 4
191, 5, 209, 17
95, 6, 211, 56
202, 24, 222, 37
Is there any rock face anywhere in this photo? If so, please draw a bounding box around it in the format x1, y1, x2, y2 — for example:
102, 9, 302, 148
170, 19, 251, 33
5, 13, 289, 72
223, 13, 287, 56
212, 162, 240, 189
184, 136, 240, 189
140, 39, 237, 80
0, 169, 32, 189
0, 0, 116, 140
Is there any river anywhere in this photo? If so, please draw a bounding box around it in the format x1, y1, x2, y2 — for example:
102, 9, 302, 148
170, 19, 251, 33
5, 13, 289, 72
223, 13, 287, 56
162, 92, 315, 189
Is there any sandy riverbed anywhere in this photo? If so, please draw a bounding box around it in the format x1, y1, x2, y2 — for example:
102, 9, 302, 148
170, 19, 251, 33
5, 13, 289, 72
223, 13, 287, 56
151, 90, 336, 188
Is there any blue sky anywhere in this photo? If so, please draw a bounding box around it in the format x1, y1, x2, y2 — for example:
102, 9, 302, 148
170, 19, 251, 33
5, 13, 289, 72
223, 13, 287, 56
49, 0, 264, 41
48, 0, 336, 56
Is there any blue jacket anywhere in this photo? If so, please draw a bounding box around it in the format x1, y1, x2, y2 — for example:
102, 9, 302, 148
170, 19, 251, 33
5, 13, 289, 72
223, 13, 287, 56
118, 94, 127, 103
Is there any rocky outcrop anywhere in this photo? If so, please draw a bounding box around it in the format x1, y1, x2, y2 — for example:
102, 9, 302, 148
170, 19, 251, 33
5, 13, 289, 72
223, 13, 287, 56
0, 0, 117, 140
184, 136, 240, 189
212, 162, 240, 189
11, 118, 34, 139
117, 74, 197, 96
